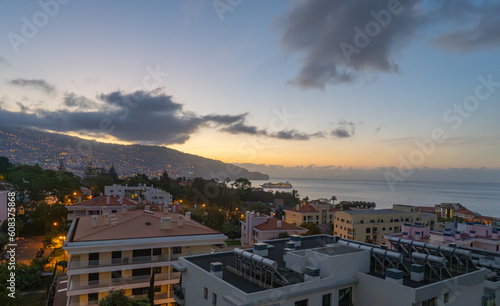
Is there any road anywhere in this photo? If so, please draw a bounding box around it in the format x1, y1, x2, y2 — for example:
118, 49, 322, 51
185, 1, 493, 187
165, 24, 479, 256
13, 236, 49, 264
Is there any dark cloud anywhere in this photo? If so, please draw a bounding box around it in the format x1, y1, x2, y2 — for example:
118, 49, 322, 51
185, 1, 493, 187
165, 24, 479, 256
433, 1, 500, 51
0, 89, 333, 145
331, 120, 358, 138
281, 0, 500, 89
63, 93, 99, 109
8, 78, 56, 95
331, 128, 351, 138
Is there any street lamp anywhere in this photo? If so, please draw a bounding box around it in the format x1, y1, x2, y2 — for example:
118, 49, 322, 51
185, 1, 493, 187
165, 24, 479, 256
53, 222, 58, 226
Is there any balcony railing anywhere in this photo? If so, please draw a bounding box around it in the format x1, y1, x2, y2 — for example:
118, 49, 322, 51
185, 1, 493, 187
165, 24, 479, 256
173, 283, 185, 303
69, 272, 181, 290
131, 291, 174, 301
70, 254, 173, 269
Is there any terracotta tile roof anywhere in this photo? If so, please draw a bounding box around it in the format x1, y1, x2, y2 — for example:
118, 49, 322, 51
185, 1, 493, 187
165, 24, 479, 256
72, 210, 219, 242
285, 204, 318, 213
474, 216, 500, 222
71, 195, 138, 207
254, 218, 307, 232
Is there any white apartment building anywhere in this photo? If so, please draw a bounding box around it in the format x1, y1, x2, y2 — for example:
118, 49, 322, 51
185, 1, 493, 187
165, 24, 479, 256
66, 195, 139, 220
104, 184, 173, 205
63, 209, 227, 305
173, 235, 488, 306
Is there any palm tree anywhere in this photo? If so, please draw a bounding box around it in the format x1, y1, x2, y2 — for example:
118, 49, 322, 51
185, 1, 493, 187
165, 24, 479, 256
331, 195, 337, 205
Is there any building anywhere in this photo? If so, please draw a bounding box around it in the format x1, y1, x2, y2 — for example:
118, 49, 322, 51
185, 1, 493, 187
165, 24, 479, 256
104, 184, 173, 205
63, 209, 227, 305
334, 209, 436, 245
66, 195, 139, 221
240, 211, 307, 246
173, 235, 488, 306
284, 203, 338, 225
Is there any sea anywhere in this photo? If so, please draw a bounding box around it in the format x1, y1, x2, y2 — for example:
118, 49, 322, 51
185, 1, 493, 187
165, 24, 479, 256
250, 178, 500, 218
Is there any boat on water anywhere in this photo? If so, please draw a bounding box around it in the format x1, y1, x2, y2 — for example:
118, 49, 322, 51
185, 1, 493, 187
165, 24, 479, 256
261, 181, 293, 189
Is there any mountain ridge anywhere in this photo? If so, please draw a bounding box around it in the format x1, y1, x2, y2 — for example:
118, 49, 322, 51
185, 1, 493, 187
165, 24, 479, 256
0, 126, 269, 180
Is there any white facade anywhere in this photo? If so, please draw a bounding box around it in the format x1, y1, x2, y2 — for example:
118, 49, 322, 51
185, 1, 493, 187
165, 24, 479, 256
105, 184, 172, 205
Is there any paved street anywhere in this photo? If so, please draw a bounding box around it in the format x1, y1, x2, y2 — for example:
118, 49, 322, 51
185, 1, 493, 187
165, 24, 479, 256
13, 236, 49, 264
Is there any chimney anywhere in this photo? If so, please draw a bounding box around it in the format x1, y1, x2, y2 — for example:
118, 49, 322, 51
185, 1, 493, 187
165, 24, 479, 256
161, 217, 172, 229
410, 264, 424, 282
122, 204, 127, 214
304, 266, 320, 282
277, 221, 282, 229
104, 213, 110, 224
286, 241, 296, 250
186, 212, 191, 221
119, 196, 123, 204
145, 205, 150, 211
470, 230, 477, 238
493, 230, 499, 240
385, 268, 403, 285
296, 204, 300, 211
91, 215, 98, 227
455, 231, 461, 240
210, 262, 223, 279
253, 243, 268, 257
106, 196, 110, 205
100, 192, 103, 196
78, 197, 81, 203
290, 235, 302, 247
173, 205, 176, 213
282, 215, 285, 221
178, 215, 184, 227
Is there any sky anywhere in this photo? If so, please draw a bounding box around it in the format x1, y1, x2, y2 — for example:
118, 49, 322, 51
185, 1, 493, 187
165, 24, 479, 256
0, 0, 499, 181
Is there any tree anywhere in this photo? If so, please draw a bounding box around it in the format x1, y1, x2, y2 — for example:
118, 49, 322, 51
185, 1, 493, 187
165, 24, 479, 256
331, 195, 337, 205
299, 223, 320, 236
246, 202, 272, 215
223, 223, 240, 240
203, 206, 226, 231
0, 156, 13, 175
233, 178, 251, 191
100, 290, 150, 306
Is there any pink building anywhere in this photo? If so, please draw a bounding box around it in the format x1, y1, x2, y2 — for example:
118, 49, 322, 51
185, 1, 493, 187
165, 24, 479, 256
241, 211, 307, 246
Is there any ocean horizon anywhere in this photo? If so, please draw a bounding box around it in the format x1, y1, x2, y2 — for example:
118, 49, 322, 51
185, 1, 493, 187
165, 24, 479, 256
250, 178, 500, 218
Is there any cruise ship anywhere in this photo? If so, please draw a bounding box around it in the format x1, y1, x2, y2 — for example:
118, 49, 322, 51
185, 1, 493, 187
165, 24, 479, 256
261, 181, 293, 189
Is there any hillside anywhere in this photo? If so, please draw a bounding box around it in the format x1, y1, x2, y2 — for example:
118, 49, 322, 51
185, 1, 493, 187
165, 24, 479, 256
0, 126, 269, 180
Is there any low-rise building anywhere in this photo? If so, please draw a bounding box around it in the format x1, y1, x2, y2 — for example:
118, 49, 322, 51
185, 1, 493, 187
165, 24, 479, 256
173, 235, 487, 306
63, 209, 227, 305
284, 203, 338, 225
0, 190, 11, 224
240, 211, 307, 246
334, 209, 434, 245
66, 195, 139, 221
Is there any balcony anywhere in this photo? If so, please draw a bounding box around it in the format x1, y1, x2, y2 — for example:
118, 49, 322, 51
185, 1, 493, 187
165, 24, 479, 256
131, 291, 175, 304
69, 272, 181, 290
173, 283, 185, 305
70, 254, 173, 270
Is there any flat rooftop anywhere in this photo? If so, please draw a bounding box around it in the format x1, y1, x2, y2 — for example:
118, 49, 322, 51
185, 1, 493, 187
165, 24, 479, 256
341, 209, 411, 215
185, 235, 336, 293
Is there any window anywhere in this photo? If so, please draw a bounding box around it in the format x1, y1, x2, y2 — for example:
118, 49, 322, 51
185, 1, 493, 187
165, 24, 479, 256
444, 293, 449, 303
366, 228, 371, 233
322, 293, 331, 306
88, 273, 99, 282
303, 216, 306, 221
88, 253, 99, 266
389, 227, 393, 231
173, 247, 182, 254
382, 227, 386, 231
341, 219, 345, 222
422, 297, 437, 306
380, 219, 384, 223
295, 299, 308, 306
111, 270, 121, 279
212, 292, 217, 305
370, 220, 375, 223
111, 210, 117, 213
153, 248, 162, 256
132, 287, 149, 295
339, 287, 352, 306
154, 285, 161, 293
88, 293, 98, 302
203, 287, 208, 299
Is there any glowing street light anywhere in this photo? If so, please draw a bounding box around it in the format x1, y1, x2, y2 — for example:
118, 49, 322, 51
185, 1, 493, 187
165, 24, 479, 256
53, 222, 58, 226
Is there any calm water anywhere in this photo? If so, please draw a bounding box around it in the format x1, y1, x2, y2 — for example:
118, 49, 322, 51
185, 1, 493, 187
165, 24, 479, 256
250, 178, 500, 218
